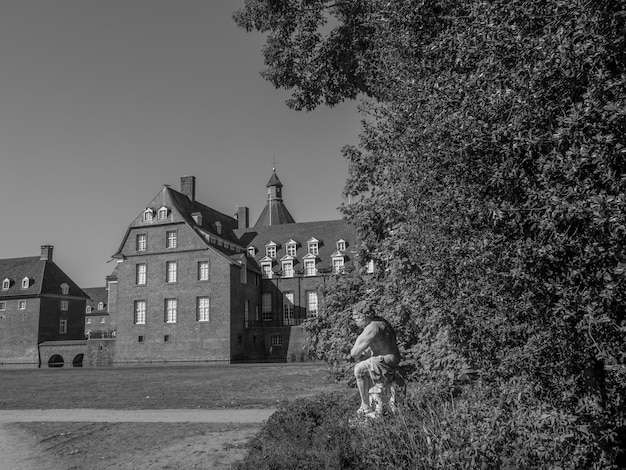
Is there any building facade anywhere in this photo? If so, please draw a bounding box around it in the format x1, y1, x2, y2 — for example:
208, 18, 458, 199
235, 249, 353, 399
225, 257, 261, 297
0, 246, 88, 366
107, 172, 357, 363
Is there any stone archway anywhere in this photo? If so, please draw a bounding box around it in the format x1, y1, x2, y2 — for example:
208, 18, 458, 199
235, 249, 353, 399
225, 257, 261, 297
72, 354, 84, 367
48, 354, 64, 368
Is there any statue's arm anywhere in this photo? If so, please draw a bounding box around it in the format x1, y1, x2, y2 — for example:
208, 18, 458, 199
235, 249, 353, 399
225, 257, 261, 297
350, 325, 377, 359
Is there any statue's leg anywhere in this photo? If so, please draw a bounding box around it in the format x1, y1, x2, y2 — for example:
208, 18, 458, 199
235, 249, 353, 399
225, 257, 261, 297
354, 362, 373, 414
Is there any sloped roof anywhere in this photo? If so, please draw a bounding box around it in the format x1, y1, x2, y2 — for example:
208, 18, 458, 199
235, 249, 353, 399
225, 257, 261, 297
0, 256, 88, 299
254, 199, 296, 227
83, 287, 107, 314
235, 219, 357, 274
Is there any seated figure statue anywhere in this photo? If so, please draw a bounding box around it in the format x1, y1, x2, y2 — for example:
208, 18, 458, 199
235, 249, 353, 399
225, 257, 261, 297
350, 301, 402, 418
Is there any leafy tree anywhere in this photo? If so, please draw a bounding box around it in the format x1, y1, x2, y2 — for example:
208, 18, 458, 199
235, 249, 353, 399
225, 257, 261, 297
236, 0, 626, 465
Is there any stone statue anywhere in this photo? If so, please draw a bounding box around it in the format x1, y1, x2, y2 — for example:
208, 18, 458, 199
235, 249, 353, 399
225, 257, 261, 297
350, 301, 402, 418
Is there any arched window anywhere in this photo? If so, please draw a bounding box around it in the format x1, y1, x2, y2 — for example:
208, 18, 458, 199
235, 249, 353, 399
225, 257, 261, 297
21, 277, 30, 289
1, 278, 10, 290
158, 206, 169, 220
143, 208, 154, 222
98, 302, 104, 310
61, 283, 69, 295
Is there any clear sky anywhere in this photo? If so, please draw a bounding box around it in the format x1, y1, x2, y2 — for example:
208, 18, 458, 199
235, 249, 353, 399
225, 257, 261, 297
0, 1, 361, 288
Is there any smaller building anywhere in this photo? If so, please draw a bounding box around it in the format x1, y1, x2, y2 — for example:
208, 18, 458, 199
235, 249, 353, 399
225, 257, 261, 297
83, 287, 114, 339
0, 245, 89, 367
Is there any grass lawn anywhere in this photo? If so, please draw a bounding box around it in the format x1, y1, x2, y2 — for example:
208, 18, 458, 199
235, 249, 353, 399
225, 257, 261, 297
0, 363, 347, 410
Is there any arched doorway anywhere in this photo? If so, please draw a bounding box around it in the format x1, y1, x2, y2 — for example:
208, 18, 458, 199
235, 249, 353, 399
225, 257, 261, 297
72, 354, 84, 367
48, 354, 64, 368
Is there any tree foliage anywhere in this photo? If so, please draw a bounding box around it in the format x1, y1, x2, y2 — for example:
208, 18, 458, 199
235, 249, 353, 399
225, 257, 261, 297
235, 0, 626, 466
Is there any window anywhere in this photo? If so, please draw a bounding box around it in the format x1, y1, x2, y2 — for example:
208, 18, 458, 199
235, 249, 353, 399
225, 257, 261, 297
197, 296, 210, 322
138, 335, 144, 343
98, 302, 104, 310
365, 259, 375, 274
18, 300, 26, 310
307, 238, 319, 255
134, 300, 146, 324
261, 260, 273, 279
1, 278, 9, 290
265, 242, 277, 258
332, 257, 345, 274
245, 300, 250, 324
283, 292, 294, 325
164, 298, 177, 323
21, 277, 30, 289
86, 306, 92, 313
143, 209, 154, 222
164, 334, 171, 342
136, 263, 147, 285
0, 301, 5, 311
272, 335, 283, 346
136, 233, 147, 251
166, 261, 177, 283
100, 317, 106, 324
282, 259, 294, 278
307, 291, 319, 316
247, 246, 256, 257
198, 261, 209, 281
61, 283, 69, 295
60, 300, 68, 311
86, 317, 91, 324
286, 240, 297, 257
336, 239, 346, 251
59, 319, 67, 334
304, 258, 316, 276
158, 206, 169, 220
262, 293, 272, 321
166, 231, 177, 248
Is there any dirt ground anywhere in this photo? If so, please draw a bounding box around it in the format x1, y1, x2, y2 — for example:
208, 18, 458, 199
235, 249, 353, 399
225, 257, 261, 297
0, 409, 276, 470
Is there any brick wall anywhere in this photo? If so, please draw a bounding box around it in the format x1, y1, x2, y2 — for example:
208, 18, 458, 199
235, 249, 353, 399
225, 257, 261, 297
0, 297, 40, 364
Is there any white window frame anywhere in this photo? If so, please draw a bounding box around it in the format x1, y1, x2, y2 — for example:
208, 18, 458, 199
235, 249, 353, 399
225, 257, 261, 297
164, 298, 177, 323
283, 292, 294, 325
136, 263, 147, 285
59, 319, 67, 334
198, 261, 209, 281
98, 302, 104, 310
307, 238, 319, 255
306, 291, 318, 316
261, 259, 273, 279
332, 255, 345, 274
247, 246, 256, 257
166, 231, 177, 249
136, 233, 147, 251
265, 242, 277, 258
281, 258, 294, 278
365, 259, 375, 274
304, 256, 317, 277
18, 300, 26, 310
134, 300, 146, 325
285, 240, 297, 257
166, 261, 177, 283
100, 317, 106, 324
1, 278, 9, 290
61, 283, 69, 295
143, 209, 154, 222
157, 206, 169, 220
60, 300, 69, 311
336, 239, 346, 251
21, 277, 30, 289
0, 301, 6, 311
197, 296, 210, 322
86, 317, 91, 324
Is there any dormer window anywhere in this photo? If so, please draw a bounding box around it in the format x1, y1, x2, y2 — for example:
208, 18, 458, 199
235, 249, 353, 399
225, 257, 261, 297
281, 257, 294, 278
261, 258, 273, 279
157, 206, 169, 220
307, 238, 319, 256
303, 255, 317, 276
2, 278, 10, 290
265, 241, 277, 258
247, 246, 256, 257
98, 302, 104, 310
331, 253, 345, 274
21, 277, 31, 289
61, 283, 69, 295
285, 240, 297, 257
336, 239, 346, 252
86, 306, 92, 313
143, 208, 154, 222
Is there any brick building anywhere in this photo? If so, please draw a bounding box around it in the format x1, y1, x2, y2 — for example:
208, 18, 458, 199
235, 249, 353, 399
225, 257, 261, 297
108, 171, 358, 363
83, 286, 114, 339
0, 246, 88, 366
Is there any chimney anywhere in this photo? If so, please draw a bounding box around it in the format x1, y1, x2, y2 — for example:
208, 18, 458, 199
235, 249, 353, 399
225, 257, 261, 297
180, 175, 196, 201
215, 221, 222, 235
237, 206, 249, 230
191, 211, 203, 226
40, 245, 54, 261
